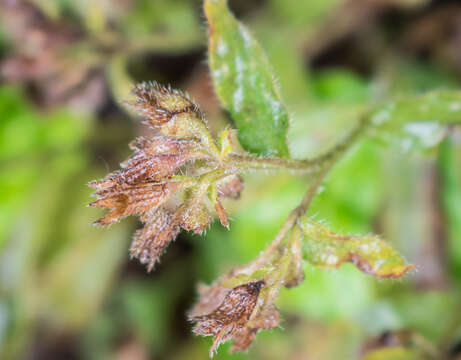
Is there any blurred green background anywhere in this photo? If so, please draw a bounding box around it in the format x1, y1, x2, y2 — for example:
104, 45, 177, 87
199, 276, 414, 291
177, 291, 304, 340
1, 0, 461, 359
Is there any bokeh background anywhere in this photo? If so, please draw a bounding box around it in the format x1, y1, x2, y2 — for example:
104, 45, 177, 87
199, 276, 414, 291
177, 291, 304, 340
1, 0, 461, 359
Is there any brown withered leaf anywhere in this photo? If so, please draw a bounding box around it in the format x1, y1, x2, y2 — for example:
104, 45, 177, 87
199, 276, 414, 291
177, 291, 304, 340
190, 281, 265, 357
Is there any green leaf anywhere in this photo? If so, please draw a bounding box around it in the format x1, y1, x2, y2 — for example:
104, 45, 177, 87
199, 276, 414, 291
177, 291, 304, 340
371, 91, 461, 126
312, 69, 370, 103
299, 217, 415, 278
204, 0, 290, 157
121, 0, 201, 46
369, 91, 461, 150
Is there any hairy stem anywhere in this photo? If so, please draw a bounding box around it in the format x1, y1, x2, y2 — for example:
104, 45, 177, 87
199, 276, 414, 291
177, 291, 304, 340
226, 116, 368, 173
226, 154, 320, 172
246, 116, 370, 269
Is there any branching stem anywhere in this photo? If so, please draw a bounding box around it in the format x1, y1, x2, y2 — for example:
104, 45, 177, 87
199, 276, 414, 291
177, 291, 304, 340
246, 116, 370, 269
225, 116, 368, 173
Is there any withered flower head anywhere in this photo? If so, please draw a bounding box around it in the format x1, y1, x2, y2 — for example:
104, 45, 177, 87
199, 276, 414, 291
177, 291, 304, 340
129, 82, 204, 132
190, 281, 263, 356
189, 280, 280, 357
89, 81, 241, 271
130, 208, 180, 272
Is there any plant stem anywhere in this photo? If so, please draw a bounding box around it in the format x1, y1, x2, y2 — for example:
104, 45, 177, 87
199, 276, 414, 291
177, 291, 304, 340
248, 116, 369, 268
226, 116, 369, 173
226, 154, 320, 172
248, 166, 330, 270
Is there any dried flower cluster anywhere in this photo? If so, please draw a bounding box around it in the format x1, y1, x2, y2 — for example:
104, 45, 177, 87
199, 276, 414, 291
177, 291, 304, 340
188, 237, 301, 357
89, 82, 243, 271
189, 280, 280, 357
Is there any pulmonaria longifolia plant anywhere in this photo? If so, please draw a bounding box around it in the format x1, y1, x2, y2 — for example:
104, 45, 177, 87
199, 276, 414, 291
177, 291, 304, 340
89, 0, 461, 356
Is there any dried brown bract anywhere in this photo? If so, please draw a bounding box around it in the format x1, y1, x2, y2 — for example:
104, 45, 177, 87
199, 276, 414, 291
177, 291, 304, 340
190, 281, 266, 357
130, 208, 181, 272
89, 82, 241, 271
217, 175, 244, 200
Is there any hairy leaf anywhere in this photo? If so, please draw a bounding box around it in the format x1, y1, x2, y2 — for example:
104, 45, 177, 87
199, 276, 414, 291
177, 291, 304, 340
204, 0, 290, 157
370, 91, 461, 150
299, 217, 415, 278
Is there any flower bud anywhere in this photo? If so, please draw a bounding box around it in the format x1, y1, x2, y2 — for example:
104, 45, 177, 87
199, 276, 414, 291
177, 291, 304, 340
178, 202, 212, 234
217, 175, 244, 199
130, 82, 200, 127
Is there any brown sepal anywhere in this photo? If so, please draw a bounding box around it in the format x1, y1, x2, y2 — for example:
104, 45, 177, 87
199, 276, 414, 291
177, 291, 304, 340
214, 200, 229, 229
190, 281, 265, 357
217, 175, 244, 200
178, 202, 212, 234
130, 208, 180, 272
89, 182, 179, 226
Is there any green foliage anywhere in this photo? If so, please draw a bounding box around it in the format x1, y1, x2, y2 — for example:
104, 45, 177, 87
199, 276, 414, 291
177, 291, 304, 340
0, 86, 129, 358
0, 87, 88, 249
299, 217, 415, 278
370, 91, 461, 150
120, 0, 202, 48
370, 91, 461, 127
312, 69, 371, 103
205, 0, 290, 157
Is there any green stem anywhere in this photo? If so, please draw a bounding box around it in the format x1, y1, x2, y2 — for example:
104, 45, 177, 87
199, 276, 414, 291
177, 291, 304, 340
247, 116, 370, 268
226, 116, 369, 173
226, 154, 320, 172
